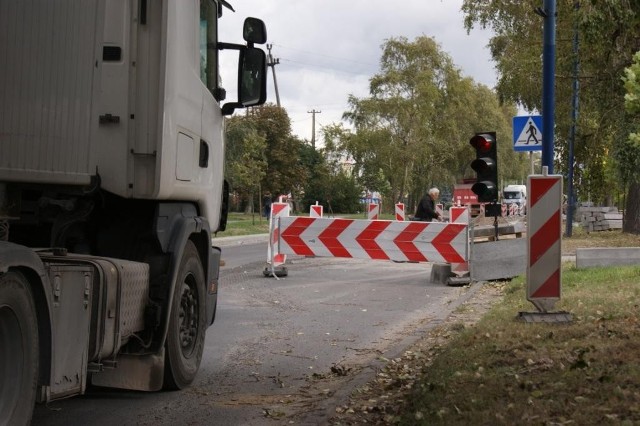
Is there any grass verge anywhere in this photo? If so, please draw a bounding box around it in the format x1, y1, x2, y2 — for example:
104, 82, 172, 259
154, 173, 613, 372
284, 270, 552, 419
401, 264, 640, 425
213, 212, 270, 237
212, 212, 398, 238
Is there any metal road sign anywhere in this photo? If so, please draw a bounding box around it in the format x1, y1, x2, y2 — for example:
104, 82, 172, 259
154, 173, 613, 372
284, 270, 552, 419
513, 115, 543, 152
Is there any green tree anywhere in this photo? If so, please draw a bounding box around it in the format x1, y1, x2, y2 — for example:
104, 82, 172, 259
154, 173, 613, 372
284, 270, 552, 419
297, 141, 332, 211
462, 0, 640, 209
248, 105, 308, 203
621, 51, 640, 233
298, 124, 364, 214
225, 116, 267, 213
340, 36, 526, 212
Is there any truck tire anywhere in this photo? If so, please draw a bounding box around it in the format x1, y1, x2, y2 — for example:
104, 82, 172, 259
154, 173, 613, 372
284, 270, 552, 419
164, 240, 207, 390
0, 271, 39, 426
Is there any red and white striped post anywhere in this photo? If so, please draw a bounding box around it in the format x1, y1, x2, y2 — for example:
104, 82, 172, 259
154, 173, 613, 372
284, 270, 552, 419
265, 202, 290, 277
368, 203, 380, 220
449, 205, 469, 224
526, 168, 562, 312
310, 201, 323, 218
395, 203, 405, 221
449, 206, 470, 275
436, 203, 443, 219
501, 203, 507, 217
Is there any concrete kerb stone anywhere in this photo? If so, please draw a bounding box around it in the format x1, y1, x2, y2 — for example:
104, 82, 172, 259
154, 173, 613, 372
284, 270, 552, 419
576, 247, 640, 268
211, 233, 269, 247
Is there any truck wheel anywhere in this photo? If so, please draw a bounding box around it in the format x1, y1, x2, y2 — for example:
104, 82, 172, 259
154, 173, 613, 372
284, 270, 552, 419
0, 271, 39, 426
164, 240, 206, 390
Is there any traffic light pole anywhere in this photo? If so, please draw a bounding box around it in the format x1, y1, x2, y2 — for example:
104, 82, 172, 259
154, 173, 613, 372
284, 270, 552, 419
541, 0, 556, 173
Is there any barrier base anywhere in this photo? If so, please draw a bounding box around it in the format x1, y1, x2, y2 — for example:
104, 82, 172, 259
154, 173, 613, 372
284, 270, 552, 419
447, 276, 471, 286
430, 263, 452, 285
516, 311, 573, 323
263, 265, 288, 278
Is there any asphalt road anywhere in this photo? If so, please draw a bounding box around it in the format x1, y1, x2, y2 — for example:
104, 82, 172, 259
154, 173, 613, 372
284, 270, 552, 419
32, 237, 480, 426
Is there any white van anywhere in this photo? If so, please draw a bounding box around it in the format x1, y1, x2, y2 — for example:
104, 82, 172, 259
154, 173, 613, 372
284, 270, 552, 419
503, 184, 527, 214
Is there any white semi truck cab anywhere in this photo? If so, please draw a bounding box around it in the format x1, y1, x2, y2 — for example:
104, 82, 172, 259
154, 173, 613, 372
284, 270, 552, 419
0, 1, 267, 424
502, 184, 527, 213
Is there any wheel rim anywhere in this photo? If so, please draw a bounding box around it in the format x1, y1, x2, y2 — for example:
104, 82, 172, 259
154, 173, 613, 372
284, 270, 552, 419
178, 274, 199, 358
0, 305, 24, 421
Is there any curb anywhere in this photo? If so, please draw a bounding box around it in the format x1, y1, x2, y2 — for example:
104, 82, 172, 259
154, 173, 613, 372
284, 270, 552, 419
211, 233, 269, 247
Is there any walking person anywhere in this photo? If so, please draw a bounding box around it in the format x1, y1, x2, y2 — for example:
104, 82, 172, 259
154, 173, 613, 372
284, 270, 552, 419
414, 188, 442, 222
263, 192, 272, 219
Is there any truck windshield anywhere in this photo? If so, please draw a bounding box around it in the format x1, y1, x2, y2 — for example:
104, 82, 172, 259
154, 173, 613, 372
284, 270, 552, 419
504, 192, 519, 199
200, 0, 218, 96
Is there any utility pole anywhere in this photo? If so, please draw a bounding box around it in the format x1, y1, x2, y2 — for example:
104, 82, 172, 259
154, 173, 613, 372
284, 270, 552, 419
266, 44, 281, 107
307, 109, 321, 149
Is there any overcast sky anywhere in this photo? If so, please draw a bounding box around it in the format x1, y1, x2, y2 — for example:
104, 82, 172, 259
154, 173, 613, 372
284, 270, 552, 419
219, 1, 496, 143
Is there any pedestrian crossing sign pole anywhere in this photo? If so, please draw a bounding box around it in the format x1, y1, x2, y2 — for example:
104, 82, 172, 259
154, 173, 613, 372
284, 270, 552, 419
513, 115, 543, 152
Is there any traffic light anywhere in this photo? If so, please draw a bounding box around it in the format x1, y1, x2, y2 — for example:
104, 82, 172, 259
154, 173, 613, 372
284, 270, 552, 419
469, 132, 498, 203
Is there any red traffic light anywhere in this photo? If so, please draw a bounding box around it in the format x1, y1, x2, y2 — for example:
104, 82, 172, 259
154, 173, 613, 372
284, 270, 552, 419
470, 134, 494, 153
469, 132, 498, 203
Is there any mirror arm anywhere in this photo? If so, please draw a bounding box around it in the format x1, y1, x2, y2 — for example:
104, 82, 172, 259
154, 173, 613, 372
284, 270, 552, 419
221, 102, 242, 116
216, 42, 248, 51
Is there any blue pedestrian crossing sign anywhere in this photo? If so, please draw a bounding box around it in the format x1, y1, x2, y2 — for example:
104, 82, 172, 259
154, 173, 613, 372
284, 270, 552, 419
513, 115, 543, 152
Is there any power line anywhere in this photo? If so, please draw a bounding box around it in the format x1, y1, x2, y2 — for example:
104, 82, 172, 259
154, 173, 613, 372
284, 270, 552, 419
272, 43, 378, 68
279, 58, 372, 76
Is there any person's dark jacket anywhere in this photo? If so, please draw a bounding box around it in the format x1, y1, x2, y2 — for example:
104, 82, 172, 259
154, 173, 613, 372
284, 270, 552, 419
414, 194, 439, 221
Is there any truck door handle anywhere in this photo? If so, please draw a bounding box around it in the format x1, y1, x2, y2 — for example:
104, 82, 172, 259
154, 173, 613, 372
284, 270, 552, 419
99, 114, 120, 125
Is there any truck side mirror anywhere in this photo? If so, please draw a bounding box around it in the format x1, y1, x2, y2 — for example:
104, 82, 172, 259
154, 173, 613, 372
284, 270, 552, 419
219, 17, 268, 115
239, 47, 266, 106
243, 17, 267, 45
221, 47, 267, 115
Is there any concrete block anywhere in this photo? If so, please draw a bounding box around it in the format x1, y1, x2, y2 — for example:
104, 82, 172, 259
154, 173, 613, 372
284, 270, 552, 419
430, 263, 452, 284
470, 239, 526, 281
609, 220, 623, 229
473, 222, 526, 239
576, 247, 640, 268
601, 220, 622, 229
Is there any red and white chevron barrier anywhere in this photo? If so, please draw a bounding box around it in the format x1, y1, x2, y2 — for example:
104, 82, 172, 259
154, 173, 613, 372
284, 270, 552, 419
449, 206, 470, 275
395, 203, 405, 221
368, 203, 380, 220
268, 202, 290, 267
274, 217, 468, 263
526, 171, 562, 312
449, 206, 469, 224
310, 202, 323, 218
